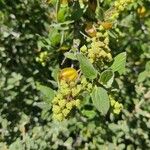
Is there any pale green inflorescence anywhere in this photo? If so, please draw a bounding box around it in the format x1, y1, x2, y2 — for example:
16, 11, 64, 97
109, 96, 123, 115
105, 0, 134, 21
80, 29, 112, 64
36, 51, 49, 66
52, 77, 92, 121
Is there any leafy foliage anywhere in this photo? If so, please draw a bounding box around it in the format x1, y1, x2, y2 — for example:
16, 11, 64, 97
0, 0, 150, 149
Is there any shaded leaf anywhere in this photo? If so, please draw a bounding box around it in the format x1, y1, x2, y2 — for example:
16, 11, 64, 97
145, 61, 150, 72
36, 82, 55, 103
64, 52, 77, 60
138, 71, 149, 83
51, 65, 60, 81
99, 70, 114, 88
50, 29, 61, 47
82, 110, 96, 119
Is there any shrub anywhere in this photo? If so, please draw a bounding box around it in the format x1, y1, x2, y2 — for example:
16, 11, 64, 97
0, 0, 150, 149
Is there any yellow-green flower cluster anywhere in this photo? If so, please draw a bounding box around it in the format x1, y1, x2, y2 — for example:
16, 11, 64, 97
52, 77, 92, 121
36, 51, 49, 66
52, 95, 80, 121
110, 96, 123, 114
114, 0, 133, 12
105, 0, 133, 21
80, 30, 112, 64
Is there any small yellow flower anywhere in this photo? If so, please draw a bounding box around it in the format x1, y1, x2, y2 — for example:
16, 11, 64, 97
52, 105, 61, 114
75, 99, 80, 108
113, 108, 121, 115
62, 108, 70, 117
80, 45, 87, 52
66, 101, 73, 110
55, 113, 63, 121
58, 99, 66, 108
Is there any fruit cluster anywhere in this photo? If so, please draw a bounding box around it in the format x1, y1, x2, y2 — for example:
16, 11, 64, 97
110, 96, 123, 115
80, 28, 112, 64
52, 68, 93, 121
36, 51, 49, 66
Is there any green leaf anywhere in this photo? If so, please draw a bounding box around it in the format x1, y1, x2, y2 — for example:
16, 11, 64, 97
71, 3, 84, 20
96, 6, 104, 20
108, 31, 118, 39
36, 82, 55, 103
91, 86, 110, 115
145, 61, 150, 72
111, 52, 126, 75
57, 7, 69, 22
99, 70, 114, 88
51, 65, 60, 81
37, 41, 45, 50
9, 138, 24, 150
64, 52, 77, 60
77, 54, 97, 79
33, 102, 50, 110
82, 110, 96, 119
50, 0, 57, 5
138, 71, 149, 83
50, 29, 61, 47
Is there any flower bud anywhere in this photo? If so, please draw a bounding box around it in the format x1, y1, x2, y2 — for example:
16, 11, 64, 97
52, 105, 61, 114
58, 99, 66, 108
